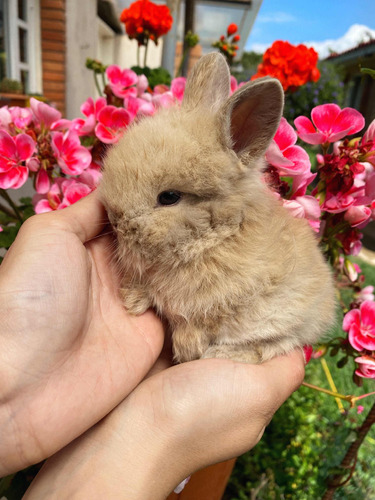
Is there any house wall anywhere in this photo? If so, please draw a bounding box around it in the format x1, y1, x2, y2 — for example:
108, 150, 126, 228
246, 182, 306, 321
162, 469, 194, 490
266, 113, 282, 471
40, 0, 66, 115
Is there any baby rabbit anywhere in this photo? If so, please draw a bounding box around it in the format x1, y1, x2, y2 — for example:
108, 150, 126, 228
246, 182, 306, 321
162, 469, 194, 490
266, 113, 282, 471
100, 52, 335, 364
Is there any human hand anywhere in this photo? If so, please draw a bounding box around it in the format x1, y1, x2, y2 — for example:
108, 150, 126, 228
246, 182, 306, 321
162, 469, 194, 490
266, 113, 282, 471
0, 192, 164, 475
25, 349, 305, 499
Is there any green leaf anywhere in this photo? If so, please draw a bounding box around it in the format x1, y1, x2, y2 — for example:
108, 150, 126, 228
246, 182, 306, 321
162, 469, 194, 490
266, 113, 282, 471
0, 225, 19, 249
0, 209, 14, 224
19, 197, 32, 205
131, 66, 171, 89
329, 345, 339, 357
337, 356, 349, 368
361, 67, 375, 79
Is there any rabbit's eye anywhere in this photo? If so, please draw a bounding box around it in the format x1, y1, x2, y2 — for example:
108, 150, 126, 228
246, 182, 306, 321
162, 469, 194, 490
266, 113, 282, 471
157, 191, 182, 206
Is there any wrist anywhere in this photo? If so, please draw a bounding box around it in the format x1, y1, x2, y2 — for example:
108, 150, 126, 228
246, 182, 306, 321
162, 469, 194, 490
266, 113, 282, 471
25, 391, 188, 499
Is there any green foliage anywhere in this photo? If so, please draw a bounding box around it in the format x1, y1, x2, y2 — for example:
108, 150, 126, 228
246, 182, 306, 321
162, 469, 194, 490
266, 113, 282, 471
361, 67, 375, 79
283, 62, 347, 123
131, 66, 171, 89
85, 58, 107, 75
0, 197, 34, 252
224, 258, 375, 500
224, 373, 375, 500
0, 77, 23, 94
0, 224, 20, 250
0, 464, 43, 499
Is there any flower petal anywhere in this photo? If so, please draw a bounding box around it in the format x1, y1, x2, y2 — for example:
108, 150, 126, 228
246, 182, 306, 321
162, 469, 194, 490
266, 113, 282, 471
274, 117, 297, 151
331, 108, 365, 136
15, 134, 36, 160
311, 104, 341, 133
35, 169, 51, 194
343, 308, 360, 332
360, 300, 375, 331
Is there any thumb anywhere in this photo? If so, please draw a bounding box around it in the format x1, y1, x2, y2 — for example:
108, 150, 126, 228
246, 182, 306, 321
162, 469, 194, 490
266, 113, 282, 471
49, 190, 108, 242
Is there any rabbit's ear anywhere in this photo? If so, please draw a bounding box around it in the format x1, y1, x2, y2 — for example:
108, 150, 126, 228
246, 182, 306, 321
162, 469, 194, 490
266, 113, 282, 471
220, 77, 284, 160
182, 53, 230, 113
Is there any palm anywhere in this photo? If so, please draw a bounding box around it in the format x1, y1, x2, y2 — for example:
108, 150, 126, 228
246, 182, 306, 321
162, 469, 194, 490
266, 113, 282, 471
0, 200, 164, 476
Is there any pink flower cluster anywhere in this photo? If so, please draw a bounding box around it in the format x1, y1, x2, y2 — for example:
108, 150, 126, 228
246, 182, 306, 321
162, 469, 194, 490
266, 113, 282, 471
265, 117, 321, 232
0, 68, 186, 213
264, 104, 375, 254
343, 301, 375, 379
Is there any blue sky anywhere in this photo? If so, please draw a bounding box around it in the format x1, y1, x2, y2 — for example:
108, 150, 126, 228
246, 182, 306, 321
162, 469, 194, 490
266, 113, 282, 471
246, 0, 375, 53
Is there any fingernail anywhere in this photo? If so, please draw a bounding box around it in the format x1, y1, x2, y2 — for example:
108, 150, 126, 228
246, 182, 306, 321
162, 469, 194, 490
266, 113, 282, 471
303, 345, 313, 364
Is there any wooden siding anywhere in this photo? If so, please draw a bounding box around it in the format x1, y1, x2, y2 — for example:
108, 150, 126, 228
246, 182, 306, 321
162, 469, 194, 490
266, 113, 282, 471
40, 0, 66, 114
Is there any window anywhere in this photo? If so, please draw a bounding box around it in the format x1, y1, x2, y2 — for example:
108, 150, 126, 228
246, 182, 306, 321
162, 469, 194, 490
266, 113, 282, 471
0, 0, 41, 94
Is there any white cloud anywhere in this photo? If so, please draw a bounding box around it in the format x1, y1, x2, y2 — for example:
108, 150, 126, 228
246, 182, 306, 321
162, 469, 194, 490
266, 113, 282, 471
247, 24, 375, 59
258, 12, 297, 24
305, 24, 375, 59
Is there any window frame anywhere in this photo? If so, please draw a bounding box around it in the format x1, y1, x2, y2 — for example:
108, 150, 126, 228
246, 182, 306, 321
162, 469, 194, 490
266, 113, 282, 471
4, 0, 42, 94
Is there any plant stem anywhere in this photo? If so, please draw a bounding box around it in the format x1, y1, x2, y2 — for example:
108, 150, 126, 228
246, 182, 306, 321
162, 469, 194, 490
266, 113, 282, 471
0, 189, 23, 222
176, 48, 188, 77
320, 359, 345, 413
143, 39, 149, 67
322, 401, 375, 499
0, 202, 17, 220
301, 382, 352, 403
93, 72, 103, 97
101, 71, 106, 90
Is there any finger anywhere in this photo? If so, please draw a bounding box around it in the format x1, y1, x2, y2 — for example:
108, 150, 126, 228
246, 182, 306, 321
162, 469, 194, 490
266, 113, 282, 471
50, 190, 108, 242
251, 349, 305, 409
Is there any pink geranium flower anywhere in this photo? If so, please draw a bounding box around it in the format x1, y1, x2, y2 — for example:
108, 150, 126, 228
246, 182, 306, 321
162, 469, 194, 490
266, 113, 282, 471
0, 130, 35, 189
106, 65, 138, 99
266, 118, 311, 176
33, 177, 93, 213
77, 96, 107, 135
291, 171, 317, 197
356, 285, 375, 303
137, 74, 149, 96
355, 356, 375, 379
35, 169, 51, 194
51, 130, 92, 175
78, 163, 102, 189
230, 76, 238, 94
344, 205, 372, 227
282, 195, 321, 232
95, 105, 132, 144
81, 96, 107, 119
30, 97, 62, 129
125, 96, 155, 119
0, 107, 11, 130
343, 300, 375, 351
152, 91, 175, 109
294, 104, 365, 145
9, 107, 33, 129
322, 193, 355, 213
170, 77, 186, 102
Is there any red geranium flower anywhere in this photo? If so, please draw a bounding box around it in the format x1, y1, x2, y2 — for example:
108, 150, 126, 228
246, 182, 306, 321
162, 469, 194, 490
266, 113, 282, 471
227, 23, 238, 36
120, 0, 173, 46
251, 40, 320, 92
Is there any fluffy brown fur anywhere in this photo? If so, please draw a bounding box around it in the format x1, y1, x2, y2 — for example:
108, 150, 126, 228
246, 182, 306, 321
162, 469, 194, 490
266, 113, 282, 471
100, 53, 336, 364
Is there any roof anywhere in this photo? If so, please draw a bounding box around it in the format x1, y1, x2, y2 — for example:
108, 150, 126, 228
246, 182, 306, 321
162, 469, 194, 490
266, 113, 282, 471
326, 38, 375, 63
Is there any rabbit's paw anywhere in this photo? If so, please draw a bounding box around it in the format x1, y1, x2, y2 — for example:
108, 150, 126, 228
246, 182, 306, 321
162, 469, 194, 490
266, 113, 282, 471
202, 344, 262, 364
173, 324, 210, 363
119, 287, 152, 315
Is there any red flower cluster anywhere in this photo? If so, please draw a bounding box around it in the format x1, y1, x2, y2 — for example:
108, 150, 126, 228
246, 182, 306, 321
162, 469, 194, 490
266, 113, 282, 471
120, 0, 173, 46
319, 142, 366, 196
212, 23, 240, 65
251, 40, 320, 92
